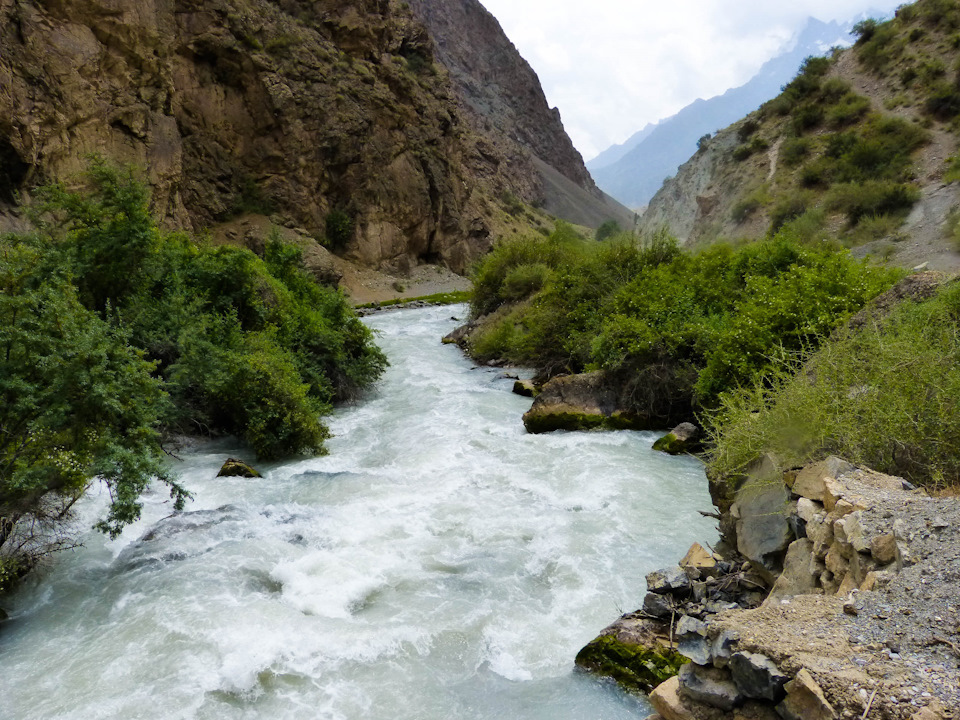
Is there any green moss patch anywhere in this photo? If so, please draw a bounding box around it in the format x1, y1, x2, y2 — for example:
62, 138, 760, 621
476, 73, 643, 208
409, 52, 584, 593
575, 635, 687, 693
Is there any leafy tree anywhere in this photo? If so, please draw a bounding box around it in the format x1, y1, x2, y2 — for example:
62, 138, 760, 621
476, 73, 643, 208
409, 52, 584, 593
595, 220, 622, 242
0, 236, 188, 590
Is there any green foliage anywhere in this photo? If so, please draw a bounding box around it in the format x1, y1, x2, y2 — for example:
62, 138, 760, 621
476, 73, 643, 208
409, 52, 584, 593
853, 18, 881, 44
732, 136, 770, 161
769, 191, 814, 232
595, 220, 622, 242
781, 137, 812, 167
790, 114, 927, 222
825, 180, 920, 224
468, 228, 898, 416
324, 209, 354, 250
737, 119, 760, 142
1, 161, 386, 564
0, 235, 189, 543
707, 280, 960, 491
924, 81, 960, 120
265, 33, 300, 55
855, 18, 904, 72
470, 222, 586, 317
826, 93, 871, 127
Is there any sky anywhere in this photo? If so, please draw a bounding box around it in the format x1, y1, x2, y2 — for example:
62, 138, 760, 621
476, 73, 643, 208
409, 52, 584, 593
478, 1, 904, 160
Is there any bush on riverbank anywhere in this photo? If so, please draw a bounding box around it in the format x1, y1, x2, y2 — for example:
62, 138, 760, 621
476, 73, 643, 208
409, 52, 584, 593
706, 278, 960, 491
0, 161, 386, 589
468, 226, 899, 415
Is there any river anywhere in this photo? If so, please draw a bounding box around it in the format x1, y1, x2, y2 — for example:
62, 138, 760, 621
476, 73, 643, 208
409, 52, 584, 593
0, 306, 716, 720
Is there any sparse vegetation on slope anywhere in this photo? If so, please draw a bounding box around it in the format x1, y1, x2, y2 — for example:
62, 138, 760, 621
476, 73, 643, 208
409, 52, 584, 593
641, 0, 960, 267
708, 276, 960, 492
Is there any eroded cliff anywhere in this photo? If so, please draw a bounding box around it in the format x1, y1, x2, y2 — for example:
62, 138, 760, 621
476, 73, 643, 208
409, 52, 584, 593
0, 0, 561, 272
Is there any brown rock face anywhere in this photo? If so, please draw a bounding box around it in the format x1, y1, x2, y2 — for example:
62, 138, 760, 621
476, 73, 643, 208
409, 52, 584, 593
0, 0, 548, 272
405, 0, 596, 194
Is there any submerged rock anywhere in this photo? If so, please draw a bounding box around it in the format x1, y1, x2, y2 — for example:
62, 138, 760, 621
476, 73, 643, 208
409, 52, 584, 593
217, 458, 262, 478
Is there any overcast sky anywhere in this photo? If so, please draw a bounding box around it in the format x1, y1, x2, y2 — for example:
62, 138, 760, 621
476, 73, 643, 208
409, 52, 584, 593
477, 1, 903, 160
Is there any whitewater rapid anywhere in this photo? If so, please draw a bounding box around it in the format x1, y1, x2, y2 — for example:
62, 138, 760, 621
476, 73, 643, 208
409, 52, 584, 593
0, 305, 716, 720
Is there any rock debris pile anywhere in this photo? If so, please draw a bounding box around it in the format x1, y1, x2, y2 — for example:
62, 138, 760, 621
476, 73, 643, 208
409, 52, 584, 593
577, 456, 960, 720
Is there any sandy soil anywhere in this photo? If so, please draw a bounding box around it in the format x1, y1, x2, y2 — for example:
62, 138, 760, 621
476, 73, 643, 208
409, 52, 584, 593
333, 259, 471, 305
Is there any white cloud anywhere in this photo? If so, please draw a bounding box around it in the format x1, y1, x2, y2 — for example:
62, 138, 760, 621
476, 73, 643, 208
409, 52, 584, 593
477, 0, 902, 159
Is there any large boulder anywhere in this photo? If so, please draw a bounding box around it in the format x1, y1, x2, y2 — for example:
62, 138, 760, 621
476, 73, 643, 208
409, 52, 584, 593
522, 371, 650, 433
217, 458, 262, 478
733, 469, 794, 585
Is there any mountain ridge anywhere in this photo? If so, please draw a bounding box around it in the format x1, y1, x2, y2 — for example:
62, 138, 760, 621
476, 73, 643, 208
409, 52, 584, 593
591, 18, 855, 208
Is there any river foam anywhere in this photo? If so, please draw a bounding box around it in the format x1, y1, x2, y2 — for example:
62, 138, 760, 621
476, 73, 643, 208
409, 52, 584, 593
0, 305, 716, 720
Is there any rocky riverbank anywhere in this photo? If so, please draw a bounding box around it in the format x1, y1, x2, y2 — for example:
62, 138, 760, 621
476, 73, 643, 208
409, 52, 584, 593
577, 456, 960, 720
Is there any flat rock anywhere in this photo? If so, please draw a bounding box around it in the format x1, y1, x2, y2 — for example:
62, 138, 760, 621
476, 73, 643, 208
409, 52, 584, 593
792, 457, 854, 503
647, 566, 692, 594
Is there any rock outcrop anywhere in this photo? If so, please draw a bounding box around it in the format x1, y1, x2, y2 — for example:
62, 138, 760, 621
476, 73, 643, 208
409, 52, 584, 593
579, 456, 960, 719
0, 0, 610, 275
405, 0, 635, 231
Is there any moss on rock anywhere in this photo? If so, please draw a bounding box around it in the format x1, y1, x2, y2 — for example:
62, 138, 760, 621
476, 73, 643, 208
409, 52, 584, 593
575, 634, 688, 693
652, 432, 686, 454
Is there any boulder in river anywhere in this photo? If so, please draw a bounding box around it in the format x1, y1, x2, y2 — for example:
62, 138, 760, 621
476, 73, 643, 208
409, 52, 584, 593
652, 422, 701, 455
521, 371, 653, 433
512, 379, 537, 397
217, 458, 262, 478
574, 614, 687, 694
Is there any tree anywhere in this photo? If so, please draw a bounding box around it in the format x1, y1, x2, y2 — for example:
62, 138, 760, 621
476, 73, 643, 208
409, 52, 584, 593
595, 220, 621, 242
0, 236, 188, 590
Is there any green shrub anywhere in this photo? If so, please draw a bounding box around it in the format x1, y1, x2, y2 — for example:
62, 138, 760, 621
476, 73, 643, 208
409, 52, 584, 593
827, 93, 871, 127
19, 162, 386, 464
925, 82, 960, 120
791, 104, 824, 133
769, 192, 813, 232
737, 119, 760, 142
707, 281, 960, 491
825, 180, 920, 224
853, 18, 880, 44
856, 20, 904, 72
731, 198, 761, 223
596, 219, 622, 242
467, 230, 897, 416
502, 262, 553, 301
265, 33, 300, 55
325, 209, 354, 250
781, 137, 811, 167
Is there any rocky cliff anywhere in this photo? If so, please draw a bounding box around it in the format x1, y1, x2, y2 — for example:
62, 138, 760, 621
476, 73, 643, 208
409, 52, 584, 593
405, 0, 634, 231
0, 0, 599, 274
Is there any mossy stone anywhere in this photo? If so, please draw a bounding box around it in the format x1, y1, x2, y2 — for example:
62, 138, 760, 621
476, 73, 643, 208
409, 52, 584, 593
652, 432, 685, 454
574, 635, 688, 693
217, 457, 262, 478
